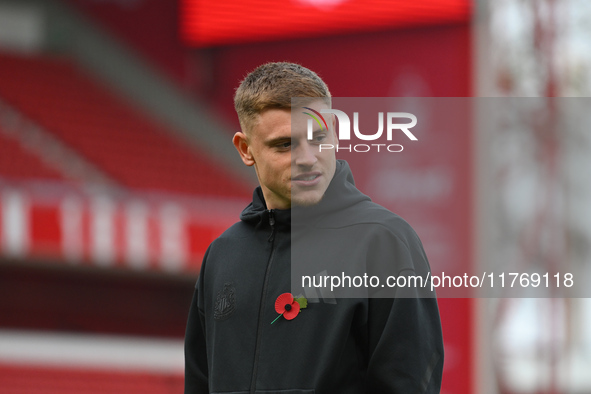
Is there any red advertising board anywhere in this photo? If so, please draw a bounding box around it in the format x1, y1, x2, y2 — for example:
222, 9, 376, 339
180, 0, 471, 47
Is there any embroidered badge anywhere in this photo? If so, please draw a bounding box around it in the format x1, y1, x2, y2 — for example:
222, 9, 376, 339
213, 282, 236, 321
271, 293, 307, 324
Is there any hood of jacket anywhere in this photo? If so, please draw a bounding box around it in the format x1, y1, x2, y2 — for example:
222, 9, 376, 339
239, 159, 370, 227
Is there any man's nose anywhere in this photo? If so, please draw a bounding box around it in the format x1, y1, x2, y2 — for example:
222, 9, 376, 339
293, 142, 318, 167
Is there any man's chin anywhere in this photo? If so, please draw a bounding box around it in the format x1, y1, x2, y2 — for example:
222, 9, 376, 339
291, 192, 324, 207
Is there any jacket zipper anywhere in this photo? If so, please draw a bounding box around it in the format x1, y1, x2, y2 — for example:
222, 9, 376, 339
249, 209, 276, 393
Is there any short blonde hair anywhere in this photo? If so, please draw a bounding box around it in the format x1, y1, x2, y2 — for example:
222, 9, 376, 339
234, 62, 331, 134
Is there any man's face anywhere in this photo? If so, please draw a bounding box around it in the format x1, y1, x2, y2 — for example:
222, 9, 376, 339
233, 100, 337, 209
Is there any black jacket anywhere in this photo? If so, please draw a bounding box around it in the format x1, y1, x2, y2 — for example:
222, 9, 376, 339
185, 160, 444, 393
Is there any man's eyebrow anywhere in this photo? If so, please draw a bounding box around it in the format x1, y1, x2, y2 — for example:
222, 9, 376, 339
265, 136, 291, 146
308, 129, 327, 138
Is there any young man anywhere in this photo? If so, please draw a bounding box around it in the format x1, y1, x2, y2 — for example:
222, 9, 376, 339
184, 62, 444, 393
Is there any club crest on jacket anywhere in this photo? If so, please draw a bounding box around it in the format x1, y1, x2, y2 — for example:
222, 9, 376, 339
213, 282, 236, 321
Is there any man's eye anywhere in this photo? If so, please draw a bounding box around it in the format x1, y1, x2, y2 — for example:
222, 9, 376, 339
278, 141, 291, 149
314, 134, 327, 143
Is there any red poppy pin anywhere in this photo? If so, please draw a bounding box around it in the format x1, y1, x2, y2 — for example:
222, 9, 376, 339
271, 293, 308, 324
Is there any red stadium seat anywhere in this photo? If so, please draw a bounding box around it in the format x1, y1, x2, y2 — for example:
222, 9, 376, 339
0, 131, 67, 181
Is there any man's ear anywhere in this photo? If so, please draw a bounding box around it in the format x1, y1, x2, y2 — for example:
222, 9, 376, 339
233, 132, 255, 166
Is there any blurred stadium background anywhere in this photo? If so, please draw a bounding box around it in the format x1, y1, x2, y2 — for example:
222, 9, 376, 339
0, 0, 590, 393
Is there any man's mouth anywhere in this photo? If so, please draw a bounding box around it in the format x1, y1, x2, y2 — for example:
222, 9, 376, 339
293, 174, 319, 181
292, 172, 321, 186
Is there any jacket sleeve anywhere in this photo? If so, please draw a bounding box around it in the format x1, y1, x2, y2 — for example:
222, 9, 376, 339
184, 252, 210, 393
365, 295, 444, 393
365, 224, 444, 393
